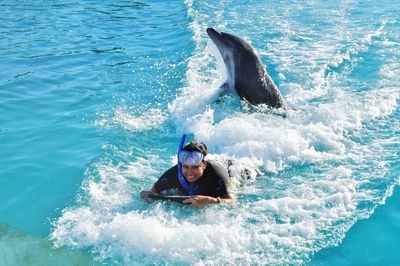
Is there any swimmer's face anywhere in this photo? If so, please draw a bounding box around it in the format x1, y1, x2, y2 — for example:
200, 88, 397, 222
182, 161, 206, 183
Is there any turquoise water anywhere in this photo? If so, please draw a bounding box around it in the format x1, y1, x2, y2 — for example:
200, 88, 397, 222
1, 0, 399, 265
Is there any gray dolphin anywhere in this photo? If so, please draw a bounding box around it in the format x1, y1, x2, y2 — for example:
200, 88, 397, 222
207, 28, 286, 109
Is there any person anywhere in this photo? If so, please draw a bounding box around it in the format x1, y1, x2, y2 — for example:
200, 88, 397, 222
140, 138, 235, 208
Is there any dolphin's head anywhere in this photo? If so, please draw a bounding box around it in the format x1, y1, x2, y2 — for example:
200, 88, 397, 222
207, 28, 258, 83
206, 28, 251, 56
207, 28, 252, 89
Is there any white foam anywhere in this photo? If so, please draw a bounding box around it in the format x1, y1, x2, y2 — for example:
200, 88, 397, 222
123, 156, 159, 180
52, 166, 370, 264
83, 164, 133, 211
115, 108, 167, 131
96, 107, 167, 132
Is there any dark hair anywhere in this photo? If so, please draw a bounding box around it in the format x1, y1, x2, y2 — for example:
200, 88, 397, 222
182, 141, 208, 156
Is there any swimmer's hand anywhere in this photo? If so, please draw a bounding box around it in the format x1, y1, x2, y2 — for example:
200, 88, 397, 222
183, 195, 218, 208
140, 190, 155, 203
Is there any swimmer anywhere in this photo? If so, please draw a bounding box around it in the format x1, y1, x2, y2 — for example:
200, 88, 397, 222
140, 136, 235, 208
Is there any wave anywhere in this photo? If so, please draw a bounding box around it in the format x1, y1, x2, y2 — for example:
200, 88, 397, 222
0, 224, 95, 266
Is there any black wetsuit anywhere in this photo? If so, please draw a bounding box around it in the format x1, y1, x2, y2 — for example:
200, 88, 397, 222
154, 160, 233, 197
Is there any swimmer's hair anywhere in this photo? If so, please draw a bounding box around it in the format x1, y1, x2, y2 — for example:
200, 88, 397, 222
182, 141, 208, 156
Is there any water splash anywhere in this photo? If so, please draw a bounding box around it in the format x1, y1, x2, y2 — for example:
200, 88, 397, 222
51, 1, 400, 265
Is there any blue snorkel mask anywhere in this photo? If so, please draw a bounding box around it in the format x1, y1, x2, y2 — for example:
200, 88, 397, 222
178, 150, 204, 166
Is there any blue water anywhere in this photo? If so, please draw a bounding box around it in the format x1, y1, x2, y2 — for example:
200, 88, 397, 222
1, 0, 399, 265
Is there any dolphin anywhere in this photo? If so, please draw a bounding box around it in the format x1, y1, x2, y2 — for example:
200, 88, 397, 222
207, 28, 287, 109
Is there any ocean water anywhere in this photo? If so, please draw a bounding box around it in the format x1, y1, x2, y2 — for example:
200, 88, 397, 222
1, 0, 399, 265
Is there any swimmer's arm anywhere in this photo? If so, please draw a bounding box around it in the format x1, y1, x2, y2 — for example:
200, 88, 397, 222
217, 193, 236, 204
140, 186, 158, 202
183, 193, 236, 207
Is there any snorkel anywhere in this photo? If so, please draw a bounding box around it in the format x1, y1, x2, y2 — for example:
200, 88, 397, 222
177, 134, 195, 196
